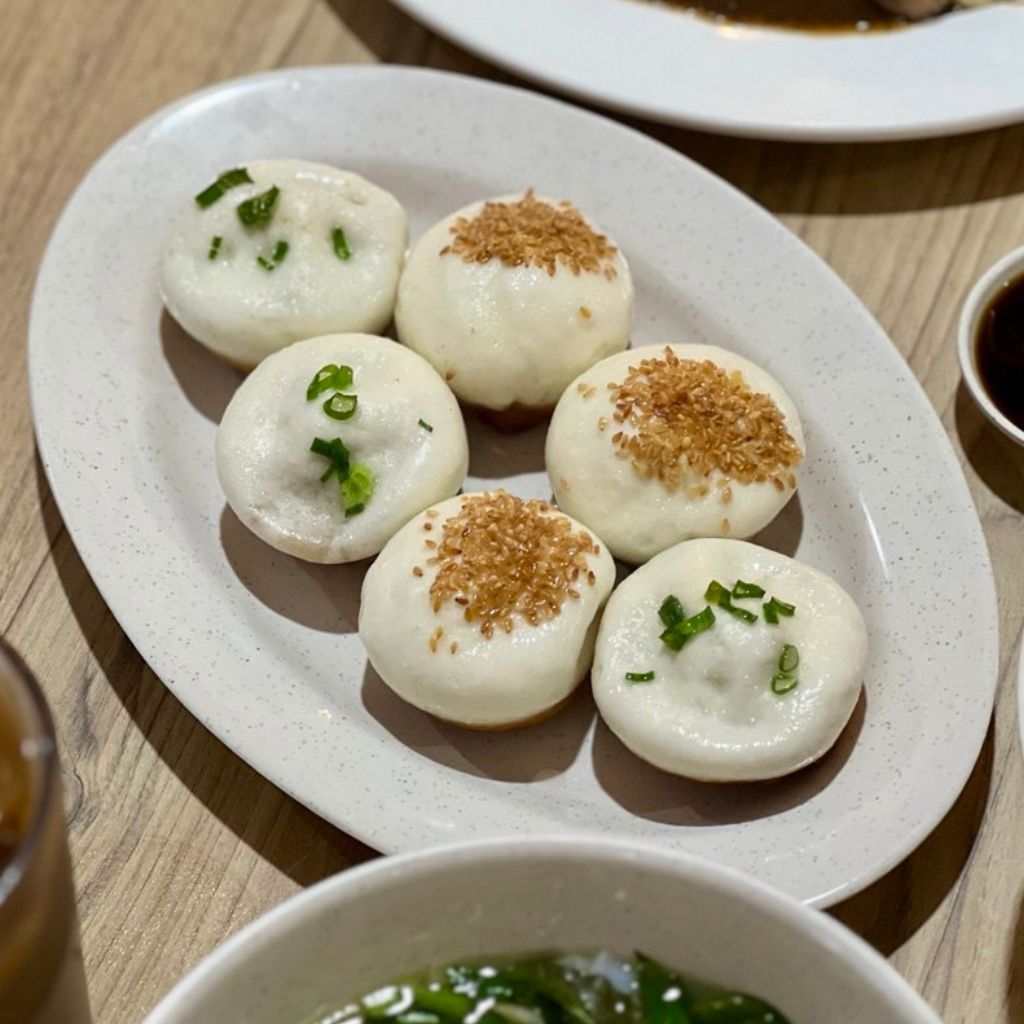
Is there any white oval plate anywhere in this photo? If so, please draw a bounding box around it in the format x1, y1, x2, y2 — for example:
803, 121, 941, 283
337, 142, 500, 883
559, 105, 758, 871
30, 66, 997, 906
392, 0, 1024, 141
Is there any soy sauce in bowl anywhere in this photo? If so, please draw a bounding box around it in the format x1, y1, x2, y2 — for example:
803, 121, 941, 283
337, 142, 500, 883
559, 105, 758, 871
975, 272, 1024, 434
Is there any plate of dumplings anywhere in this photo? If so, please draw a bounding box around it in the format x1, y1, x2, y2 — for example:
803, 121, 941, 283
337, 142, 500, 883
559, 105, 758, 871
30, 65, 997, 907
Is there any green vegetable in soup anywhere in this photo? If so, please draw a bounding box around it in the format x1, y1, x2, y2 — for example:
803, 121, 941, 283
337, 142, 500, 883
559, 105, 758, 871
305, 952, 790, 1024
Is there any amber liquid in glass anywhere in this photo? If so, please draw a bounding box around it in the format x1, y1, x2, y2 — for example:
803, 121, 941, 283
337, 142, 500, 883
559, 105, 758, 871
0, 650, 91, 1024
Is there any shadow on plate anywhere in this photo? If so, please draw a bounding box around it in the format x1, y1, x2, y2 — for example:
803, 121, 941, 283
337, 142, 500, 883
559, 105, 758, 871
750, 490, 803, 557
830, 717, 993, 956
361, 665, 593, 783
160, 310, 241, 424
34, 457, 369, 883
591, 688, 865, 827
219, 506, 364, 634
466, 413, 549, 482
954, 381, 1024, 515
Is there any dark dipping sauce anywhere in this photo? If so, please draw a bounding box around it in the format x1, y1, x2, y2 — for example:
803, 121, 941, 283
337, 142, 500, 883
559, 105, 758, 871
975, 272, 1024, 434
650, 0, 905, 31
0, 697, 32, 874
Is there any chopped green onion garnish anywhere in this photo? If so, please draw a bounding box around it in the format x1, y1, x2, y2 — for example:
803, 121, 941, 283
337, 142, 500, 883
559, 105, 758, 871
307, 363, 354, 401
779, 643, 799, 674
659, 595, 685, 629
256, 238, 289, 271
732, 579, 765, 600
324, 393, 358, 420
763, 596, 796, 624
194, 167, 252, 208
661, 603, 717, 651
341, 463, 375, 517
659, 628, 687, 652
681, 606, 715, 634
311, 436, 350, 482
772, 672, 798, 695
332, 226, 352, 260
418, 418, 434, 432
312, 439, 375, 516
237, 185, 280, 228
705, 580, 758, 623
626, 671, 655, 683
722, 603, 758, 624
207, 235, 223, 260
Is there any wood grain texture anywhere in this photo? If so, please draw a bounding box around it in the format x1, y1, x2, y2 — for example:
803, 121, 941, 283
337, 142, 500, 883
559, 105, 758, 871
2, 1, 1022, 1022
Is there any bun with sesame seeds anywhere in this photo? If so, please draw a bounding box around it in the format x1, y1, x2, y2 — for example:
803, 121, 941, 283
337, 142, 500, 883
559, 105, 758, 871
546, 343, 804, 564
394, 191, 634, 430
359, 490, 616, 728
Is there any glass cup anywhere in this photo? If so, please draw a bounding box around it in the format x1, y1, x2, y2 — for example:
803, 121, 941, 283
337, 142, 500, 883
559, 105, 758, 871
0, 638, 91, 1023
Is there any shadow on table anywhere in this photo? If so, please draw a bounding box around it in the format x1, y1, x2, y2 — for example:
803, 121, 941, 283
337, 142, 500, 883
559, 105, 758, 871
334, 1, 1024, 218
954, 381, 1024, 515
35, 457, 371, 885
1008, 894, 1024, 1023
830, 718, 994, 956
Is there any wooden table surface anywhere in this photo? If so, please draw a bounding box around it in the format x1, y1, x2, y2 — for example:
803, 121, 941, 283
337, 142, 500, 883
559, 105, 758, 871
3, 1, 1024, 1022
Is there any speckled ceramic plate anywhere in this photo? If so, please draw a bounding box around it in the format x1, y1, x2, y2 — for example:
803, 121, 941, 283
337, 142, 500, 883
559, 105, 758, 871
393, 0, 1024, 142
29, 66, 997, 906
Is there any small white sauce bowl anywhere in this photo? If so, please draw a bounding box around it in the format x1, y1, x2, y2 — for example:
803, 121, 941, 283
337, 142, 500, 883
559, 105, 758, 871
140, 838, 941, 1024
958, 244, 1024, 448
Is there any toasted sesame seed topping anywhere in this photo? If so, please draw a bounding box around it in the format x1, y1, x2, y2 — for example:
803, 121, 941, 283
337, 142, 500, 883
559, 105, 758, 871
439, 190, 618, 279
428, 491, 599, 640
580, 306, 592, 320
428, 626, 445, 653
721, 517, 732, 535
412, 565, 424, 578
449, 641, 458, 655
607, 348, 802, 492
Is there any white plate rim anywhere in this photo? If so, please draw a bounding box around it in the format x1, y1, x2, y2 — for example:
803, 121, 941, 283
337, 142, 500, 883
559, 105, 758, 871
391, 0, 1024, 142
28, 64, 999, 907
